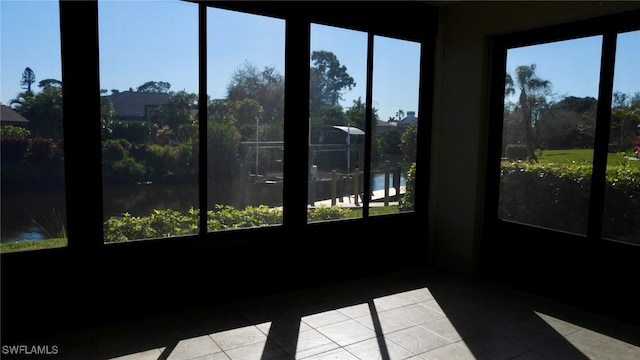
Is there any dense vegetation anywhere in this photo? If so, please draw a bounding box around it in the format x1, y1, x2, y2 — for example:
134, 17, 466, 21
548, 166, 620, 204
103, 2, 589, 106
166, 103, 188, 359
500, 149, 640, 241
0, 205, 399, 252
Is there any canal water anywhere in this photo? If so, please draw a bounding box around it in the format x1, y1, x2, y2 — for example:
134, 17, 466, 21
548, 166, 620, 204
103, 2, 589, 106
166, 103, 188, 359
1, 173, 405, 243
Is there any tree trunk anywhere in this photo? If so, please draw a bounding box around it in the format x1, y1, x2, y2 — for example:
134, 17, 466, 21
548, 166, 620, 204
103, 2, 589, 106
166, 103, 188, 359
520, 91, 538, 161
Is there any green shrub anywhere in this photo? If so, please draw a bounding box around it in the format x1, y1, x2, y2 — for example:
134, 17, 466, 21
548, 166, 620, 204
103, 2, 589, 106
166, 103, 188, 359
102, 138, 131, 162
103, 204, 357, 242
104, 208, 195, 242
1, 125, 31, 139
399, 162, 416, 212
500, 161, 640, 239
208, 204, 282, 230
307, 205, 351, 222
505, 144, 528, 160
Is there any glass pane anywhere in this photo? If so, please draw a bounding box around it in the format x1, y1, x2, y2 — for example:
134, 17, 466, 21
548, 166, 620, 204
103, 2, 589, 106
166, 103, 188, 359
1, 1, 67, 252
603, 30, 640, 245
370, 35, 420, 215
499, 36, 602, 235
207, 8, 285, 231
308, 24, 367, 223
99, 0, 199, 242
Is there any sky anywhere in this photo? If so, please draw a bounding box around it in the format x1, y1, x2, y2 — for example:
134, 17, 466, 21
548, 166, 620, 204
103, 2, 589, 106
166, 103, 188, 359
1, 0, 638, 123
506, 32, 639, 105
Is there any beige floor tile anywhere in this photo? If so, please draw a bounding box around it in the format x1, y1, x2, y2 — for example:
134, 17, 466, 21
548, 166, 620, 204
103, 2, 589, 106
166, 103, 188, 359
208, 325, 267, 351
315, 319, 377, 347
166, 335, 223, 360
302, 310, 350, 329
298, 348, 360, 360
353, 311, 416, 335
395, 287, 435, 304
419, 342, 477, 360
223, 339, 292, 360
7, 269, 640, 360
343, 336, 415, 360
372, 293, 417, 311
385, 326, 452, 355
563, 328, 637, 359
110, 348, 165, 360
420, 317, 481, 342
336, 303, 372, 319
272, 328, 339, 359
387, 304, 446, 325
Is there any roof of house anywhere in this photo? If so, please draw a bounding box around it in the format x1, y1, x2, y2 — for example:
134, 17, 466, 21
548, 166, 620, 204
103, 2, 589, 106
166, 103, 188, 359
0, 105, 29, 124
107, 91, 171, 118
397, 111, 417, 128
377, 120, 397, 128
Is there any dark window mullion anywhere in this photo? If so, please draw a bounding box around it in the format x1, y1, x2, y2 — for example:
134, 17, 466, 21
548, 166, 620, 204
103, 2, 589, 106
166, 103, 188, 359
283, 17, 310, 227
588, 31, 617, 241
198, 3, 208, 235
60, 0, 103, 252
415, 31, 436, 216
362, 32, 374, 217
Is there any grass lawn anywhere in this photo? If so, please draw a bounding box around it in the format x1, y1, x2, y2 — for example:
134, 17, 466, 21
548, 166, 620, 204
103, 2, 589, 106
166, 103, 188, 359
346, 205, 399, 218
0, 238, 67, 254
536, 149, 640, 170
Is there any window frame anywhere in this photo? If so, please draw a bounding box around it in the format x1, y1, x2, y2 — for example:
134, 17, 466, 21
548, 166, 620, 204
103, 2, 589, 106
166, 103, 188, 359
484, 10, 640, 258
1, 0, 437, 256
481, 9, 640, 325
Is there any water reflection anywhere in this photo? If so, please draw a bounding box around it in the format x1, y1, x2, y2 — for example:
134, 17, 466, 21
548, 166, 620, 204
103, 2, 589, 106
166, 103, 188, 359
1, 173, 404, 242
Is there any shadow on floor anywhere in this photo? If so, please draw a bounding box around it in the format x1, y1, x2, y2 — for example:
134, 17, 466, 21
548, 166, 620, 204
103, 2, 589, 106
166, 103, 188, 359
4, 267, 639, 359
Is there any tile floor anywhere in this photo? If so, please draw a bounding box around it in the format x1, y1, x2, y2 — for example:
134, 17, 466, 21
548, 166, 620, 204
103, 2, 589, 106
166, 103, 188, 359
5, 267, 640, 360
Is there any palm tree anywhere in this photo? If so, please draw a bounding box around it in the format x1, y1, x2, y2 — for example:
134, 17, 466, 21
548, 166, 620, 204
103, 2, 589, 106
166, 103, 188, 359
513, 64, 551, 161
505, 73, 515, 99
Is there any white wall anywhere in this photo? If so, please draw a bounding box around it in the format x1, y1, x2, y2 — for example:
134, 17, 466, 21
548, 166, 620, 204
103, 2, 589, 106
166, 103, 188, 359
428, 1, 640, 276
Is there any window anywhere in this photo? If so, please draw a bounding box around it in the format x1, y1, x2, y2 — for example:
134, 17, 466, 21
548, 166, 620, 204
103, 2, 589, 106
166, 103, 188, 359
99, 0, 199, 242
308, 24, 367, 221
370, 35, 421, 215
603, 30, 640, 244
94, 1, 430, 239
307, 26, 423, 223
0, 0, 66, 253
207, 8, 285, 231
490, 13, 640, 245
499, 35, 603, 235
1, 1, 435, 250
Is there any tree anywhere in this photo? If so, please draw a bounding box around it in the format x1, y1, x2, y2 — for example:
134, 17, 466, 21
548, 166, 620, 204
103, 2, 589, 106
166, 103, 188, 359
344, 97, 367, 131
9, 90, 35, 112
150, 90, 198, 144
235, 98, 264, 142
38, 79, 62, 91
136, 81, 171, 93
309, 50, 355, 116
611, 91, 640, 151
505, 73, 515, 99
513, 64, 551, 161
19, 85, 64, 140
400, 121, 418, 165
388, 110, 405, 123
226, 62, 284, 140
537, 96, 596, 150
100, 96, 116, 138
20, 67, 36, 93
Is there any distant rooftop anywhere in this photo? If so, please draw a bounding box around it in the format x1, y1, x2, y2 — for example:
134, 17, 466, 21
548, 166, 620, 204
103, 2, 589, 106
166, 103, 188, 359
0, 105, 29, 124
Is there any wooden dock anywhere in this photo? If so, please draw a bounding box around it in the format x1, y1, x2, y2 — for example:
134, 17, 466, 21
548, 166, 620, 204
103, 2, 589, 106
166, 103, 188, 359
311, 186, 405, 208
